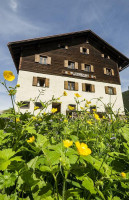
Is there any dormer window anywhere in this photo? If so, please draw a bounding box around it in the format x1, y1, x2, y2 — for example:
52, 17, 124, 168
39, 56, 47, 65
80, 47, 89, 54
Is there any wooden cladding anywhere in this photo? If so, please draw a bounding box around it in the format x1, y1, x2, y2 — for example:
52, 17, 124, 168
82, 83, 95, 93
105, 86, 117, 95
35, 55, 51, 65
32, 77, 49, 87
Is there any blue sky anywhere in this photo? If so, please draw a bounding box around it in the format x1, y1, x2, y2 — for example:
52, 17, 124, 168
0, 0, 129, 110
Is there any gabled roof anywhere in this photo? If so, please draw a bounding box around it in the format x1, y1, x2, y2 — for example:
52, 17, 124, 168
8, 30, 129, 72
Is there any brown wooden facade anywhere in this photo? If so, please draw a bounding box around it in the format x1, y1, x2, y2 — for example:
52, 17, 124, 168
8, 30, 129, 85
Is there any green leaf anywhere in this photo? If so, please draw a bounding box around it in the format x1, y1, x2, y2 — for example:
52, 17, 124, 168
120, 125, 129, 142
0, 171, 17, 189
0, 194, 10, 200
112, 197, 121, 200
82, 176, 96, 194
36, 134, 48, 148
27, 156, 39, 169
40, 165, 52, 173
26, 126, 36, 134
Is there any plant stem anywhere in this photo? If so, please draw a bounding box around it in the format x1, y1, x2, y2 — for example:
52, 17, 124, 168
53, 174, 59, 200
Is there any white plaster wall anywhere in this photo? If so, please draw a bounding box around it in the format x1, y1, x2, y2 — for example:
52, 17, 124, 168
15, 70, 125, 115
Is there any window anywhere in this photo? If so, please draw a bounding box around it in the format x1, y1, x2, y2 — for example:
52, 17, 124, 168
105, 86, 117, 95
84, 65, 91, 72
101, 54, 110, 59
68, 82, 75, 90
35, 102, 43, 109
58, 44, 68, 49
64, 81, 78, 91
81, 64, 94, 72
82, 83, 95, 93
32, 77, 49, 87
68, 61, 75, 69
64, 60, 78, 69
52, 102, 61, 113
35, 54, 51, 65
104, 68, 114, 76
39, 56, 47, 65
66, 104, 76, 118
90, 105, 96, 113
20, 101, 30, 109
80, 47, 89, 54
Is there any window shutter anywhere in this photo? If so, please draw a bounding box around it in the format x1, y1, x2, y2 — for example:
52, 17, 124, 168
32, 77, 37, 86
81, 63, 85, 70
113, 87, 117, 95
75, 82, 78, 91
105, 86, 109, 94
45, 78, 49, 87
80, 47, 83, 53
47, 57, 51, 65
104, 68, 107, 74
101, 54, 104, 58
65, 46, 68, 49
91, 85, 95, 93
64, 60, 68, 67
87, 49, 89, 54
35, 54, 40, 62
75, 62, 78, 69
82, 83, 86, 91
91, 65, 94, 72
111, 69, 115, 76
64, 81, 68, 89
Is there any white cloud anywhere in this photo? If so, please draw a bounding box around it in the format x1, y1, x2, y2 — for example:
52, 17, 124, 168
10, 0, 18, 12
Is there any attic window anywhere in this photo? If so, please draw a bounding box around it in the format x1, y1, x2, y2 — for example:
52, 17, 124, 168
101, 54, 110, 59
58, 44, 68, 49
35, 54, 51, 65
80, 47, 89, 54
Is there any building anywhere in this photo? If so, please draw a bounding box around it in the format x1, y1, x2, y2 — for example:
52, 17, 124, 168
8, 30, 129, 115
122, 87, 129, 114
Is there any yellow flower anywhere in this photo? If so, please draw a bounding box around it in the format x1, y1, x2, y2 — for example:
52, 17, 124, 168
43, 112, 46, 115
80, 106, 84, 110
38, 118, 42, 121
74, 93, 81, 98
16, 118, 20, 122
3, 71, 15, 81
63, 91, 67, 96
92, 109, 96, 112
85, 104, 89, 107
16, 84, 20, 87
121, 172, 126, 178
32, 116, 37, 120
63, 140, 73, 148
68, 106, 75, 110
34, 106, 39, 111
87, 120, 92, 125
75, 141, 91, 156
94, 113, 100, 121
27, 136, 35, 143
86, 100, 91, 104
51, 108, 57, 113
64, 119, 68, 123
102, 116, 106, 119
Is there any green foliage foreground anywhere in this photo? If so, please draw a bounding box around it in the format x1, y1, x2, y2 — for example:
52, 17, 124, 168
0, 73, 129, 199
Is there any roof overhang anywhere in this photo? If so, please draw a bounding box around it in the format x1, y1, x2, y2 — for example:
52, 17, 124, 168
8, 30, 129, 73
